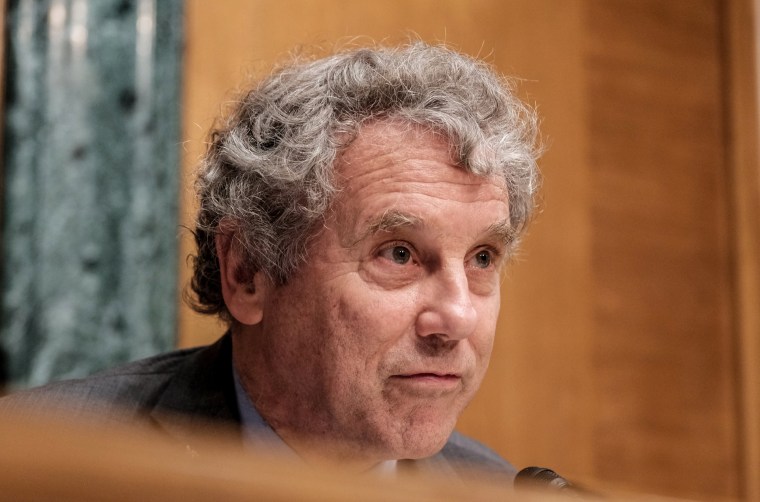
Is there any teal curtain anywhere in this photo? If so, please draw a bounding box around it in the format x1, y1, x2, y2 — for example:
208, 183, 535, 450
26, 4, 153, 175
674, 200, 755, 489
1, 0, 184, 388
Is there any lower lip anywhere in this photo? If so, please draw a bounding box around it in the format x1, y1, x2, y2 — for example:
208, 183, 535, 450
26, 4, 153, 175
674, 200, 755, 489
389, 374, 461, 394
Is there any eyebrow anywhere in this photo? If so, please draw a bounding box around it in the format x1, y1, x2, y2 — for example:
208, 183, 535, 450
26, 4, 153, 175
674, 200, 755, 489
347, 209, 515, 249
365, 209, 422, 235
484, 219, 518, 249
344, 210, 421, 247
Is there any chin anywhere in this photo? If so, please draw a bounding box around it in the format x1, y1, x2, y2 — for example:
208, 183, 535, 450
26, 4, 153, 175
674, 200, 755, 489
370, 401, 466, 460
392, 421, 455, 460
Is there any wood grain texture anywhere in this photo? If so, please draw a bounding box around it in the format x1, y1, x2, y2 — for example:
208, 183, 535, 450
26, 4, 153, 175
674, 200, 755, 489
585, 0, 739, 498
725, 0, 760, 499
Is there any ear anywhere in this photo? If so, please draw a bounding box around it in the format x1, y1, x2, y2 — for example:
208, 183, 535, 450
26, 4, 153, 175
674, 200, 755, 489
216, 230, 270, 326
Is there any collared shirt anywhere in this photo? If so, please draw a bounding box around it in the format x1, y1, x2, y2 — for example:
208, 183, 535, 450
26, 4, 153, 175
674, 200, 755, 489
232, 367, 396, 475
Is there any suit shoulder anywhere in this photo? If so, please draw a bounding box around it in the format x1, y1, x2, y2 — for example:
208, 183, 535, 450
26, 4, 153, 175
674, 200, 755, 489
0, 346, 205, 418
89, 346, 204, 379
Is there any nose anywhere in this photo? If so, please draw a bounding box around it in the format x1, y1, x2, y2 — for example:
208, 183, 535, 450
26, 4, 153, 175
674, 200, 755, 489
415, 265, 478, 341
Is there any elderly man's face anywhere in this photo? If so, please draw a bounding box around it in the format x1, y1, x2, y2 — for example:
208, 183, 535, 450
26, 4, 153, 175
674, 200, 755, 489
235, 121, 510, 467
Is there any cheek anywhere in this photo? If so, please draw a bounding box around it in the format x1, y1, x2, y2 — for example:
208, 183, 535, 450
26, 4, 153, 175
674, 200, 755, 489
335, 285, 418, 338
329, 288, 418, 371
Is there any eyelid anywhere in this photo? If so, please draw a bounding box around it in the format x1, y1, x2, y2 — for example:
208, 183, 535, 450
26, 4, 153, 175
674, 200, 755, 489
376, 240, 418, 262
476, 243, 501, 255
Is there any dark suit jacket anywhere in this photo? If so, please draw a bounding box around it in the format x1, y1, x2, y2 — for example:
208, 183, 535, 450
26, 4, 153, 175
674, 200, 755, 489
0, 334, 515, 481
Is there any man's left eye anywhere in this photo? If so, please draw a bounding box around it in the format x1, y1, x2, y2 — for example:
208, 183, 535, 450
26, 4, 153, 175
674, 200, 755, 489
473, 250, 492, 269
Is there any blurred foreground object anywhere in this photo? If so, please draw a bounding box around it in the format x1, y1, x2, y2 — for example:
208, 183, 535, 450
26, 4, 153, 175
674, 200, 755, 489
0, 409, 525, 502
0, 409, 694, 502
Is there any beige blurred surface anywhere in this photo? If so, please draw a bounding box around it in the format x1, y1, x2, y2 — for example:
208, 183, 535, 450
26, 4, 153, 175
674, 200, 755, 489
0, 409, 699, 502
0, 410, 510, 502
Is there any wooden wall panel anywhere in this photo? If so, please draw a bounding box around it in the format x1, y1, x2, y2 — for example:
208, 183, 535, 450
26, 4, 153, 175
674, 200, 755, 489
726, 0, 760, 499
585, 0, 739, 498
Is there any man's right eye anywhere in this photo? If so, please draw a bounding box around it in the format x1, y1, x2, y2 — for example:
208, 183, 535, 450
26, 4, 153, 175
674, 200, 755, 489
390, 246, 411, 264
379, 244, 413, 265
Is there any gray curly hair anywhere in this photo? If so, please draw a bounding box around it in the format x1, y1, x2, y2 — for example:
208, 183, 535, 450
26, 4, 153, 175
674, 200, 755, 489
190, 42, 540, 318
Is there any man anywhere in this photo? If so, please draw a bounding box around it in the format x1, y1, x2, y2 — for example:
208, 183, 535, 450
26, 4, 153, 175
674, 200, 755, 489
0, 43, 539, 479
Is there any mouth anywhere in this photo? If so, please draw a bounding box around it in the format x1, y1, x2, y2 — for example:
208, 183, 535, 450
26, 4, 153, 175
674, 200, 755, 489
395, 372, 460, 380
388, 372, 463, 395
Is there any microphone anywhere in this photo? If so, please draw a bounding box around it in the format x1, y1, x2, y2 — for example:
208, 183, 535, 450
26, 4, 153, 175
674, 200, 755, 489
515, 466, 585, 496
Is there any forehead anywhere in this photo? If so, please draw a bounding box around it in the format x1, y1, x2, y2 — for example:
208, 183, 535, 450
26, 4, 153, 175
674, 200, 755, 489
334, 121, 508, 210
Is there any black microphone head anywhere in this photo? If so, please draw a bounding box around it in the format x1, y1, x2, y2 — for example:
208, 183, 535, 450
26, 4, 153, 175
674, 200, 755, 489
515, 466, 573, 491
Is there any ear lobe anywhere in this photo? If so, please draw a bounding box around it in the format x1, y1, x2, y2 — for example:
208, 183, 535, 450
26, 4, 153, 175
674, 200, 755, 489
216, 231, 269, 325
